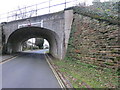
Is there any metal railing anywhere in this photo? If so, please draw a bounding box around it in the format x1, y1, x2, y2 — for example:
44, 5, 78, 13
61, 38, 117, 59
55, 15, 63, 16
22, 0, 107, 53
0, 0, 76, 23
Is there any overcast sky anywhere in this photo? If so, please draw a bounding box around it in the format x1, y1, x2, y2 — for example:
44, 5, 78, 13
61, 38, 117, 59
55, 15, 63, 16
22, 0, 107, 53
0, 0, 96, 14
0, 0, 111, 15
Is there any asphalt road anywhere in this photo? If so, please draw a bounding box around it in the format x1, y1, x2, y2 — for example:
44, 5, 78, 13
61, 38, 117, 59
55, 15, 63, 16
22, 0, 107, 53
2, 50, 60, 88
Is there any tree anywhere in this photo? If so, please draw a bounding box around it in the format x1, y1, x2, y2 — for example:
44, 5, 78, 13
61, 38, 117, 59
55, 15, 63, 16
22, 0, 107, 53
35, 38, 44, 49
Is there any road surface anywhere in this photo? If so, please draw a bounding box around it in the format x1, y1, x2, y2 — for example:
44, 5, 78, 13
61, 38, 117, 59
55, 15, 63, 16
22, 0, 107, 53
2, 50, 60, 88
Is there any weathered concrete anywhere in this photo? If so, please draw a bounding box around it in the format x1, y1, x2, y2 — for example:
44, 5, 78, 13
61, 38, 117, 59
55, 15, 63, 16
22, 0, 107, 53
0, 24, 2, 55
1, 9, 73, 59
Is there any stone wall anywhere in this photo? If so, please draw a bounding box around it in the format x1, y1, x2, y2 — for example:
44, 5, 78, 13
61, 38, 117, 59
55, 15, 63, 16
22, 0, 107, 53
66, 13, 119, 69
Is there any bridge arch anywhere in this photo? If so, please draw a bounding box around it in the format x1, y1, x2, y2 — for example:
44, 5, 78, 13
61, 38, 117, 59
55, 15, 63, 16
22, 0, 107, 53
7, 26, 61, 59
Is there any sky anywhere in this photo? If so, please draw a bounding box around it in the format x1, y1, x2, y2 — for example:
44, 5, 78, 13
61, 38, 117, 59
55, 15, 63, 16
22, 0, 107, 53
0, 0, 111, 15
0, 0, 46, 14
0, 0, 96, 14
0, 0, 111, 21
0, 0, 98, 23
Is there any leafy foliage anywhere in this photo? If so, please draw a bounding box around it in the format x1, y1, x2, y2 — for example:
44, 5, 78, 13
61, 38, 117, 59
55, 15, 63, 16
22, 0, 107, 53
74, 1, 119, 24
35, 38, 44, 49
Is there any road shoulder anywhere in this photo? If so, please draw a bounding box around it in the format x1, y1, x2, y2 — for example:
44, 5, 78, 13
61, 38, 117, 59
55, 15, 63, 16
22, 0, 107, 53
45, 54, 74, 89
0, 54, 18, 64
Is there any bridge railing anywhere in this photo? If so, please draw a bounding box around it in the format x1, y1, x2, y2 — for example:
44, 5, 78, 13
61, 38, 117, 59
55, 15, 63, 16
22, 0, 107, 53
0, 0, 76, 23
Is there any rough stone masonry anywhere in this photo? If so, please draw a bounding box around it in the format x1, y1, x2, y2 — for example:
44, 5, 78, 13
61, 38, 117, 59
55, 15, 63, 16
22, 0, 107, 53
66, 2, 119, 69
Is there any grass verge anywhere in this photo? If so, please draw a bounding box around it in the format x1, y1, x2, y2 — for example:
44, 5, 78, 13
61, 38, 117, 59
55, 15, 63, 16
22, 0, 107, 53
52, 58, 118, 88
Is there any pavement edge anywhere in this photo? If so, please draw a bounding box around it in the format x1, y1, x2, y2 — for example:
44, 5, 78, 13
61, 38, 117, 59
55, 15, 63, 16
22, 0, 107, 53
0, 55, 18, 64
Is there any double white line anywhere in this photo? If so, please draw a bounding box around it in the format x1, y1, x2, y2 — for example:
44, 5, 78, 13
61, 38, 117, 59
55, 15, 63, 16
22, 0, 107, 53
44, 54, 67, 89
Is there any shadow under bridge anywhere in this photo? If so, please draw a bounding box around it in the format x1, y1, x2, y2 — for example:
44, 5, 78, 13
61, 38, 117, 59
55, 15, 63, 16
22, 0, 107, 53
7, 26, 63, 59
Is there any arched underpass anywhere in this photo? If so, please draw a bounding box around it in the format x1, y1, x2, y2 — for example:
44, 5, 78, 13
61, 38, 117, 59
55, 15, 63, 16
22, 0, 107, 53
7, 26, 61, 59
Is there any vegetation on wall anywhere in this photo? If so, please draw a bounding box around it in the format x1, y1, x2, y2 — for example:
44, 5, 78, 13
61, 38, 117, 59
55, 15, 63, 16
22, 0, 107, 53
53, 1, 119, 88
74, 1, 120, 25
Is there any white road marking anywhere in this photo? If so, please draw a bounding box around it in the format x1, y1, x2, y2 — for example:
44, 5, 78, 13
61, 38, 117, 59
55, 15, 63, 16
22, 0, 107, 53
0, 56, 18, 64
44, 54, 66, 89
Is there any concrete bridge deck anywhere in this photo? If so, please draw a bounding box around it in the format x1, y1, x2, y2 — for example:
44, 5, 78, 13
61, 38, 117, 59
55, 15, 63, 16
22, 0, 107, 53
1, 9, 73, 59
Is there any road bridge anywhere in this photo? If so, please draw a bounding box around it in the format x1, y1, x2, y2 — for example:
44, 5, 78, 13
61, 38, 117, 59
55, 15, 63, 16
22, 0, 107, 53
1, 9, 73, 59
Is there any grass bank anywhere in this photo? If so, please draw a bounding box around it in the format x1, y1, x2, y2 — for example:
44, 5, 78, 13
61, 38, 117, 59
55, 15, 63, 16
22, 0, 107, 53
52, 58, 118, 88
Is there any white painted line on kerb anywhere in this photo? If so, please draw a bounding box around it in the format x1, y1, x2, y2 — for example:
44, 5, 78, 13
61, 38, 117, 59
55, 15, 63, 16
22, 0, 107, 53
44, 54, 66, 89
0, 56, 18, 64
